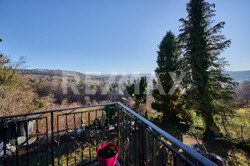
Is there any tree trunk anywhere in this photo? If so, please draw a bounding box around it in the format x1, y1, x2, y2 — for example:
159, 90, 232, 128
203, 111, 221, 137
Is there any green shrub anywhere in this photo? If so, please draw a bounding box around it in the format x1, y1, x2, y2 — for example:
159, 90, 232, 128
36, 99, 48, 109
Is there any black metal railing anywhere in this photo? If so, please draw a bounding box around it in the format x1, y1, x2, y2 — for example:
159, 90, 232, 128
0, 102, 217, 166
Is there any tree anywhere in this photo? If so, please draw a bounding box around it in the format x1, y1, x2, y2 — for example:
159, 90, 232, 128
0, 53, 16, 88
179, 0, 237, 136
235, 81, 250, 107
151, 31, 192, 122
126, 76, 147, 114
0, 39, 36, 116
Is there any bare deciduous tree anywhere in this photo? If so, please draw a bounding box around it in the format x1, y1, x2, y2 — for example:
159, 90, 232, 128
235, 81, 250, 107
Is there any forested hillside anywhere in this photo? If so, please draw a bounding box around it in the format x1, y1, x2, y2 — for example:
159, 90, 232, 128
21, 69, 250, 83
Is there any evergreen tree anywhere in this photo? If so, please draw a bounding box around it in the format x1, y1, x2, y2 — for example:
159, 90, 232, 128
152, 31, 192, 122
179, 0, 237, 135
126, 76, 148, 113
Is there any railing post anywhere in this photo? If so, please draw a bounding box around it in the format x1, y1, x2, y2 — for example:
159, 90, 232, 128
50, 112, 55, 166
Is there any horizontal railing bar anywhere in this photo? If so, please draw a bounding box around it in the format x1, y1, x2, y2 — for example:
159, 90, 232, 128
1, 117, 46, 123
0, 103, 116, 120
116, 102, 217, 166
56, 107, 113, 116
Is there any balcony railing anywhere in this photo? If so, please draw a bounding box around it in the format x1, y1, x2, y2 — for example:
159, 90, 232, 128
0, 102, 217, 166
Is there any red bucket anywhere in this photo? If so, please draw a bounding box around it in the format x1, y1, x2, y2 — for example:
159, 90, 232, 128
97, 143, 119, 166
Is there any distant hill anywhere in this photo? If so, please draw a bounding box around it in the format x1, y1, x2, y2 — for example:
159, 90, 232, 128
20, 69, 109, 81
21, 69, 250, 83
225, 71, 250, 83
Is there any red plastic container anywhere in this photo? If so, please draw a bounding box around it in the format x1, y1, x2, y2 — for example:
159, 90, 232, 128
97, 143, 119, 166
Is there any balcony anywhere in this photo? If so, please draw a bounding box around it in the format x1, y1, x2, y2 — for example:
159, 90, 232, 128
0, 102, 216, 166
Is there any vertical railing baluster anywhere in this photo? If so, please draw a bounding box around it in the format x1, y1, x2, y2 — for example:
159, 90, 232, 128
2, 121, 8, 166
139, 122, 142, 166
25, 120, 29, 166
145, 130, 149, 166
125, 114, 128, 165
107, 108, 111, 141
88, 112, 91, 163
116, 104, 120, 154
15, 122, 19, 166
153, 137, 156, 166
121, 111, 124, 165
36, 119, 40, 166
101, 110, 104, 138
134, 121, 137, 166
57, 116, 60, 166
50, 112, 55, 166
173, 152, 177, 166
138, 123, 142, 166
162, 145, 165, 166
74, 114, 76, 166
123, 112, 126, 165
166, 149, 169, 166
142, 123, 146, 166
46, 118, 49, 166
81, 112, 84, 164
95, 110, 97, 127
95, 110, 98, 155
66, 114, 69, 166
129, 117, 132, 165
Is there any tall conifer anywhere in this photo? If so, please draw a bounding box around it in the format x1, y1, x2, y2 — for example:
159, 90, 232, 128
179, 0, 237, 135
152, 31, 191, 122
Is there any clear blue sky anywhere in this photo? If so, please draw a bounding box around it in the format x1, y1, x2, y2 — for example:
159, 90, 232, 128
0, 0, 249, 73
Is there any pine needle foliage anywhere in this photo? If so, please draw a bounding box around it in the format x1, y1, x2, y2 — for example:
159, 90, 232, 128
152, 31, 192, 122
178, 0, 237, 135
